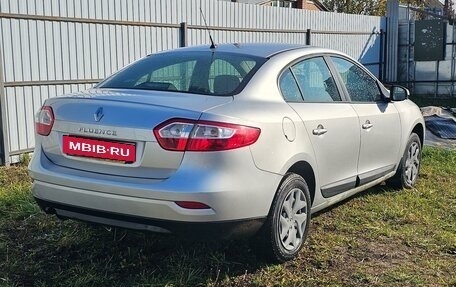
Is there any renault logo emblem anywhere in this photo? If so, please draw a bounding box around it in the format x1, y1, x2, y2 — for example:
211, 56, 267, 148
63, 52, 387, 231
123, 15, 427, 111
94, 107, 104, 122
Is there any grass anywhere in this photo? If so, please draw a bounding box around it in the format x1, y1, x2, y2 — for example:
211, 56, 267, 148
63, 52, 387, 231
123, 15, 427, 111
0, 147, 455, 287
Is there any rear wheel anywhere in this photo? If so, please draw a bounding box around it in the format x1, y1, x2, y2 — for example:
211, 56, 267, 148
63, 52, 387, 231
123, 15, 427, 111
387, 133, 422, 189
253, 173, 311, 262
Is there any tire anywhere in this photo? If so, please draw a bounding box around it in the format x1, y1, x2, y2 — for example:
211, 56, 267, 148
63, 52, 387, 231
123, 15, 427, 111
387, 133, 422, 189
252, 173, 311, 263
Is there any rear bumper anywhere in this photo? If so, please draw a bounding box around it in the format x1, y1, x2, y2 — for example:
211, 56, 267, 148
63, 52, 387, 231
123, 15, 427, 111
29, 145, 282, 223
35, 197, 265, 239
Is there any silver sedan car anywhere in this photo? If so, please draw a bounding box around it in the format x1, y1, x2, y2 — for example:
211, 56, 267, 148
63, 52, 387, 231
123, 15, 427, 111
29, 43, 425, 262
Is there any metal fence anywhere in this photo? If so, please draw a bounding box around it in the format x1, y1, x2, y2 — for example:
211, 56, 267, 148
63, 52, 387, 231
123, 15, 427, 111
0, 0, 386, 165
398, 5, 456, 98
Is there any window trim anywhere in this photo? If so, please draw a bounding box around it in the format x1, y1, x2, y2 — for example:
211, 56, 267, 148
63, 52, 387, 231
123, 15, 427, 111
277, 53, 351, 103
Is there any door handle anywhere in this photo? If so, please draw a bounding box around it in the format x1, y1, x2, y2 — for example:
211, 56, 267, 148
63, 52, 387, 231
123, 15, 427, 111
312, 124, 327, 136
362, 120, 373, 130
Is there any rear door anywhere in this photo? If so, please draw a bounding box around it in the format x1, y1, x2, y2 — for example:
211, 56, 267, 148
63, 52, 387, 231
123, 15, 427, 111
280, 56, 360, 197
329, 56, 402, 185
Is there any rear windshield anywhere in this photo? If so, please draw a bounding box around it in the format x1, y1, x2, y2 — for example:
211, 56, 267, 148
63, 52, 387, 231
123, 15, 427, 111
98, 51, 267, 96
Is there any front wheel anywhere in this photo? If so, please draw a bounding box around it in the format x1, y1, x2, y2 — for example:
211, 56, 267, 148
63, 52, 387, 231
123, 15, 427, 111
387, 133, 422, 189
253, 173, 311, 262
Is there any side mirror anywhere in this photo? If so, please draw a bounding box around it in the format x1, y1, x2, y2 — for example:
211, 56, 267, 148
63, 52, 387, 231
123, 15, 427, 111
390, 85, 410, 101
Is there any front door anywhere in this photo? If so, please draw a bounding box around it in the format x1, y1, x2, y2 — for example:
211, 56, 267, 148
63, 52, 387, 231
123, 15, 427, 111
330, 56, 402, 185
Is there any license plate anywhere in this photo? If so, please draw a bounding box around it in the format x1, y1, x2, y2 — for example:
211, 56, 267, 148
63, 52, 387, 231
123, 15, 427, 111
62, 135, 136, 163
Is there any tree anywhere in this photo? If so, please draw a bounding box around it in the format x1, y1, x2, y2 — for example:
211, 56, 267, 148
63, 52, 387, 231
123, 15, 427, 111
322, 0, 425, 16
444, 0, 455, 20
322, 0, 378, 15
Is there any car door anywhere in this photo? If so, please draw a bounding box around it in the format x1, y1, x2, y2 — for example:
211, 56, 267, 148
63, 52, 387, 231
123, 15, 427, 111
330, 56, 402, 185
279, 56, 360, 197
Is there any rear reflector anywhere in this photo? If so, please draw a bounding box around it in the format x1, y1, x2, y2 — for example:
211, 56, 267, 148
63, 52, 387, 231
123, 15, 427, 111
35, 106, 55, 136
175, 201, 211, 209
153, 119, 260, 152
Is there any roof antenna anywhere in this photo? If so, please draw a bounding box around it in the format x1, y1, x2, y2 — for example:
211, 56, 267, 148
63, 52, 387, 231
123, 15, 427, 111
200, 7, 216, 50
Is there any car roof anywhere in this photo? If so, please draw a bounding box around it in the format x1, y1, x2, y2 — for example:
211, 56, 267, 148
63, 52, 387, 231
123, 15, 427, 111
158, 43, 313, 58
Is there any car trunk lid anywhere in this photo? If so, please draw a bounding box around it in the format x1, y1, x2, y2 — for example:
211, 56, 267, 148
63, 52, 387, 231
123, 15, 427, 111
41, 89, 232, 179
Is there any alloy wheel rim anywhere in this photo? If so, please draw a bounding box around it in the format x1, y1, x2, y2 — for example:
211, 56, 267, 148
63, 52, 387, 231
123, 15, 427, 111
405, 142, 420, 185
278, 188, 308, 251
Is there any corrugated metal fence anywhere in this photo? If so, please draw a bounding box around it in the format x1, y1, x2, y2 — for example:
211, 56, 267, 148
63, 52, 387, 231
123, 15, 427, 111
0, 0, 386, 165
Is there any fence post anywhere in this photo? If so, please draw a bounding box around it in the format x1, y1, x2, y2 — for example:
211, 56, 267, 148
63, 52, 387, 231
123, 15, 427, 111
379, 29, 384, 82
180, 22, 188, 47
0, 44, 10, 166
386, 0, 399, 82
451, 23, 455, 97
306, 29, 312, 45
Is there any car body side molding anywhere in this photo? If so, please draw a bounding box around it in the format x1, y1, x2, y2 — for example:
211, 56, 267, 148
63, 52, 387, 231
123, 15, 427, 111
358, 164, 396, 186
321, 176, 357, 198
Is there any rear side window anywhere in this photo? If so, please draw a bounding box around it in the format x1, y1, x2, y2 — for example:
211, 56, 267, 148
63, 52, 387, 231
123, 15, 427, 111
291, 57, 341, 102
331, 57, 382, 102
279, 69, 303, 102
99, 51, 266, 96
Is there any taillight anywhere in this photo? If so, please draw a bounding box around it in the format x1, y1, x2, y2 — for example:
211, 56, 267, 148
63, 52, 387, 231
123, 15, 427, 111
153, 119, 261, 152
35, 106, 55, 136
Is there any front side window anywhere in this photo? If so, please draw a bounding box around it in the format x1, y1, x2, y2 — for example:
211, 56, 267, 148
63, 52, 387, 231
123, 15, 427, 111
291, 57, 341, 102
98, 51, 266, 96
331, 57, 382, 102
